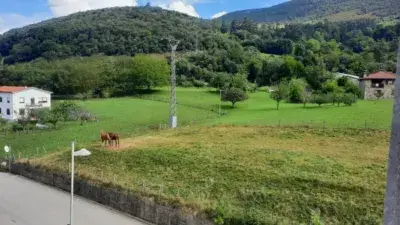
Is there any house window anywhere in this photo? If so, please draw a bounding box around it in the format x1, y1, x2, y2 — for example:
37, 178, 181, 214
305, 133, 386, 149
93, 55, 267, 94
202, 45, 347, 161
0, 97, 2, 103
7, 98, 10, 103
30, 98, 35, 105
38, 97, 48, 103
0, 108, 2, 114
387, 80, 394, 85
6, 109, 10, 115
19, 97, 25, 103
19, 109, 25, 116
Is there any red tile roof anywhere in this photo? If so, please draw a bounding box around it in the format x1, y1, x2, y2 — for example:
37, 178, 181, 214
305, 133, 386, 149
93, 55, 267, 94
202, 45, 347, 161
0, 86, 28, 93
363, 71, 397, 80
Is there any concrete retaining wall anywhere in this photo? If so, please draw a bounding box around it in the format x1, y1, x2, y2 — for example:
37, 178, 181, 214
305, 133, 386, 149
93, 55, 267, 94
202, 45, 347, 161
8, 163, 213, 225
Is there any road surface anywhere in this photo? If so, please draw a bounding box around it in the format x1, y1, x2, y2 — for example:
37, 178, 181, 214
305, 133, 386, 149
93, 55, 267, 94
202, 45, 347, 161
0, 173, 148, 225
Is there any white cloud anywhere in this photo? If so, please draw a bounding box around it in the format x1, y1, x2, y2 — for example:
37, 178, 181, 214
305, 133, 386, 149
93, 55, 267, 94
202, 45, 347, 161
211, 11, 227, 19
0, 13, 50, 34
158, 1, 200, 18
48, 0, 138, 17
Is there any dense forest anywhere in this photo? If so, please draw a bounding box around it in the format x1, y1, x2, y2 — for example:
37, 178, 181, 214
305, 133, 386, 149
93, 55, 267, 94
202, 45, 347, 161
221, 0, 400, 22
0, 6, 399, 97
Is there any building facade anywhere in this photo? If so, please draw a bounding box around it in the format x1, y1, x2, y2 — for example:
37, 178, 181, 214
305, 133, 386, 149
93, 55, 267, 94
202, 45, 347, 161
0, 86, 52, 120
360, 72, 396, 100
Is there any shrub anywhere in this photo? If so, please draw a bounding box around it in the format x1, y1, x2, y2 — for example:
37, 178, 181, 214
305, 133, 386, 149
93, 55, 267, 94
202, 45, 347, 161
222, 88, 249, 107
181, 80, 193, 88
342, 93, 357, 106
312, 94, 329, 107
11, 123, 23, 132
193, 80, 208, 88
288, 78, 307, 103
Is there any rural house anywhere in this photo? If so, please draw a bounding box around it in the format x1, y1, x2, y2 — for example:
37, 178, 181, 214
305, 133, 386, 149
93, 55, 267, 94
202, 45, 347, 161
0, 86, 52, 120
360, 72, 396, 100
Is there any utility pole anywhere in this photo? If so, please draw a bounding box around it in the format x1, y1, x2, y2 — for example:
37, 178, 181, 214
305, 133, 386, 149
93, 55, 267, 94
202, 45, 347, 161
168, 38, 180, 129
383, 40, 400, 225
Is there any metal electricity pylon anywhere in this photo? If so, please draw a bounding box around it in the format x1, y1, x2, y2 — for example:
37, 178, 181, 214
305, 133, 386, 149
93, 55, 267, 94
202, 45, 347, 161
168, 38, 180, 128
384, 40, 400, 225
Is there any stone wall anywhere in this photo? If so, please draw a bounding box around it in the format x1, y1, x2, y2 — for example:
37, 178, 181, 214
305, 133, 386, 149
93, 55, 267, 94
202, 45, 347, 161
362, 80, 395, 99
8, 163, 213, 225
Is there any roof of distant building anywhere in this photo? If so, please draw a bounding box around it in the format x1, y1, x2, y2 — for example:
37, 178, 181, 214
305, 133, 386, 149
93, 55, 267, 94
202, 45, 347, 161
0, 86, 28, 93
362, 71, 397, 80
334, 73, 360, 80
0, 86, 52, 94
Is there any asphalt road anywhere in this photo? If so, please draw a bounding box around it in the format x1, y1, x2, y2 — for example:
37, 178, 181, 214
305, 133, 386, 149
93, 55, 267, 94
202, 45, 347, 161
0, 173, 148, 225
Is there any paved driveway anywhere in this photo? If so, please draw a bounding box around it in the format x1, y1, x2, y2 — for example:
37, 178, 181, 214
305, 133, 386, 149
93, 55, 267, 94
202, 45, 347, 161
0, 173, 148, 225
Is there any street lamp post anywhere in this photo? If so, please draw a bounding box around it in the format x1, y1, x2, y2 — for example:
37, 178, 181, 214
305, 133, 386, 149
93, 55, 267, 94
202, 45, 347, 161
69, 142, 91, 225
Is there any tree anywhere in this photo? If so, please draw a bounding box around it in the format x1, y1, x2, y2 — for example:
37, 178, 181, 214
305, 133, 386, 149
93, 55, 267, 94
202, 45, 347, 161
342, 93, 357, 106
211, 72, 230, 90
44, 109, 62, 128
221, 88, 248, 107
311, 94, 329, 107
52, 101, 79, 121
131, 54, 169, 90
288, 78, 307, 103
270, 80, 289, 110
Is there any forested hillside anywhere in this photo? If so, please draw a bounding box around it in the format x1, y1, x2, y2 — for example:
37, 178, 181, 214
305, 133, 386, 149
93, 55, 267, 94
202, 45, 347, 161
221, 0, 400, 22
0, 6, 216, 64
0, 6, 399, 97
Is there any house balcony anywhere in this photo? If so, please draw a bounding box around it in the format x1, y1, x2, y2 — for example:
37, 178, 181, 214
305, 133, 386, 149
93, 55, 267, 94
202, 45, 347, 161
25, 103, 44, 108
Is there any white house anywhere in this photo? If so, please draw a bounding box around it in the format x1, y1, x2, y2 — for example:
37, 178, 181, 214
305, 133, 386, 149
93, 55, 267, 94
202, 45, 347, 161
0, 86, 52, 120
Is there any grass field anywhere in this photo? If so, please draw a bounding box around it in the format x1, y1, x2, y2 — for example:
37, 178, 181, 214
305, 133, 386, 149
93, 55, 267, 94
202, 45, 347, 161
0, 87, 393, 157
148, 88, 393, 129
34, 125, 389, 224
3, 87, 393, 224
0, 97, 215, 158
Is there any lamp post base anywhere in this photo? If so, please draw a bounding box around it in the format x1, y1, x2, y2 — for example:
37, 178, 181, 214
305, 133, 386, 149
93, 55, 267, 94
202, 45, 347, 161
169, 116, 177, 129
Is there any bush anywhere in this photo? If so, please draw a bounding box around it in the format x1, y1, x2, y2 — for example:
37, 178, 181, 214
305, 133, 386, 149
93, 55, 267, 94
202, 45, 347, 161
342, 93, 357, 106
288, 78, 306, 103
193, 80, 208, 88
312, 94, 329, 107
222, 88, 249, 107
181, 80, 193, 88
11, 123, 23, 132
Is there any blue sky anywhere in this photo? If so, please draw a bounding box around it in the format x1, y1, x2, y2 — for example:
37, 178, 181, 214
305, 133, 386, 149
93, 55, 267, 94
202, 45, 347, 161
0, 0, 288, 33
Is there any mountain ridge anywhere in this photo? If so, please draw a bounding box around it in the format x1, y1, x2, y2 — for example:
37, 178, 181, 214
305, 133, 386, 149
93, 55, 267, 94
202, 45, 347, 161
220, 0, 399, 22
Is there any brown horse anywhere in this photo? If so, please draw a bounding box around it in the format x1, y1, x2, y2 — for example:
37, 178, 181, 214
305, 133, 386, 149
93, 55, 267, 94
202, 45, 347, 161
100, 131, 111, 146
108, 132, 120, 147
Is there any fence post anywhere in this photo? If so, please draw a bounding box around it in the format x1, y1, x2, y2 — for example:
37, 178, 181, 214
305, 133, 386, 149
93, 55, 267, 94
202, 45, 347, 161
18, 152, 21, 160
322, 120, 326, 130
365, 120, 368, 129
36, 147, 39, 156
278, 119, 281, 127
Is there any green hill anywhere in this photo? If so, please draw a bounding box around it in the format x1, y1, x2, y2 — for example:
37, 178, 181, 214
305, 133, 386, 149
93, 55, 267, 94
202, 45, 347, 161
0, 6, 214, 64
220, 0, 400, 22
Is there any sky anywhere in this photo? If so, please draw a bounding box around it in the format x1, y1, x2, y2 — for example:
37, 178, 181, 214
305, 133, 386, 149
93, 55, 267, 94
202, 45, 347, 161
0, 0, 288, 33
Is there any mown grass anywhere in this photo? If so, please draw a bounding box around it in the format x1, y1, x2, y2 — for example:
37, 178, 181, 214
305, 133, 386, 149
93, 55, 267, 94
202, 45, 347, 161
147, 88, 393, 129
0, 87, 393, 158
0, 97, 214, 158
34, 125, 389, 224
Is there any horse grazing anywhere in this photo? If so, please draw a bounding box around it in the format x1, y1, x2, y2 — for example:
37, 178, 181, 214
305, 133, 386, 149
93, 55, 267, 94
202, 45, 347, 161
108, 132, 120, 147
100, 131, 111, 146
